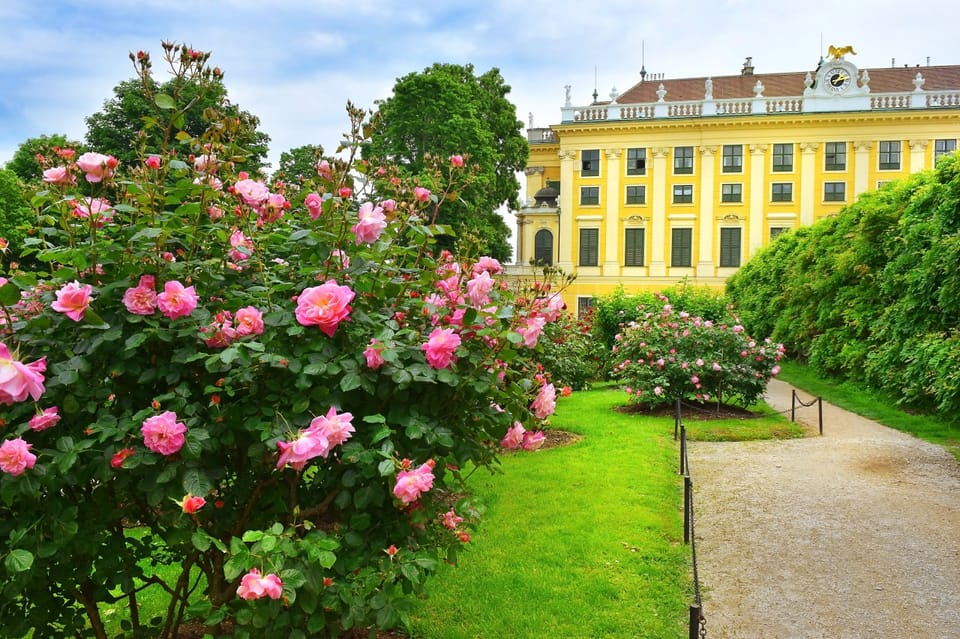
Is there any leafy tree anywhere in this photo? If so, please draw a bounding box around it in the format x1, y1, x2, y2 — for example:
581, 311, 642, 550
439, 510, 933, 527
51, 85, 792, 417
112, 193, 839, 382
5, 134, 82, 182
0, 169, 33, 261
363, 63, 528, 262
85, 44, 270, 171
273, 144, 324, 186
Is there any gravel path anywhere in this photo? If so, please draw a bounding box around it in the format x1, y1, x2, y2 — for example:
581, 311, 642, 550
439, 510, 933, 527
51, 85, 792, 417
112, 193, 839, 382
688, 379, 960, 639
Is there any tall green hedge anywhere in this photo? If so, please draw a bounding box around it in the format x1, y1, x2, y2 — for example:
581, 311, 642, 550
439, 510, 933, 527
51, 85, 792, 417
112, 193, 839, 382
726, 152, 960, 420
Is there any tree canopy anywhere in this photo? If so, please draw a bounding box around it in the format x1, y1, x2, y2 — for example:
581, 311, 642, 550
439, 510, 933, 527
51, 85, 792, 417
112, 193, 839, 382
273, 143, 325, 186
363, 63, 528, 261
5, 133, 83, 182
85, 55, 270, 171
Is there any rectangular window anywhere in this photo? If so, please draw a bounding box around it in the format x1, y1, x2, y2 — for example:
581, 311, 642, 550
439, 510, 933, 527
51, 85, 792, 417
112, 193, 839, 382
825, 142, 847, 171
824, 182, 846, 202
719, 228, 742, 267
580, 186, 599, 206
626, 148, 647, 175
673, 185, 693, 204
721, 183, 743, 203
879, 141, 901, 170
579, 228, 599, 266
770, 227, 789, 240
772, 143, 794, 172
674, 146, 694, 174
577, 296, 594, 318
581, 149, 600, 176
671, 228, 693, 267
722, 144, 743, 173
625, 185, 646, 204
624, 228, 645, 266
935, 139, 957, 164
771, 183, 793, 202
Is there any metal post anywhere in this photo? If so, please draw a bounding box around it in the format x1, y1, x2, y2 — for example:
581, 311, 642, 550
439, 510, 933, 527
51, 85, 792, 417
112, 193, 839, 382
818, 396, 823, 435
683, 475, 691, 544
674, 398, 681, 440
689, 604, 701, 639
791, 389, 796, 422
680, 424, 687, 475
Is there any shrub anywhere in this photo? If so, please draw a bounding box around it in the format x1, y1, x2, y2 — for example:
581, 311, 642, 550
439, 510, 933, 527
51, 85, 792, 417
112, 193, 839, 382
610, 296, 785, 411
534, 308, 603, 391
0, 43, 561, 639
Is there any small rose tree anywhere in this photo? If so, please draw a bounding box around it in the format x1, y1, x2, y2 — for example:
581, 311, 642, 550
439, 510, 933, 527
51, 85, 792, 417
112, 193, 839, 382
0, 43, 562, 639
610, 296, 785, 411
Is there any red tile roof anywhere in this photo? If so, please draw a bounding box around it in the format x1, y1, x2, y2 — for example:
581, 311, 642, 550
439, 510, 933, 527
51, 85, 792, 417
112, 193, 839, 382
610, 64, 960, 104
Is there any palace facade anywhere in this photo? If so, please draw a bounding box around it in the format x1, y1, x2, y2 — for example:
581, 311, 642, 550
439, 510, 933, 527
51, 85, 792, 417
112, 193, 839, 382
512, 52, 960, 316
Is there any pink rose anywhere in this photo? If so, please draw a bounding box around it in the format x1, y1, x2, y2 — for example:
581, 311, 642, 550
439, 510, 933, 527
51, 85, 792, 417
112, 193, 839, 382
237, 568, 283, 600
141, 411, 187, 456
522, 430, 546, 451
111, 447, 135, 468
363, 340, 385, 369
393, 461, 435, 504
122, 275, 158, 315
228, 229, 253, 262
338, 186, 352, 198
329, 249, 350, 270
42, 166, 75, 185
276, 429, 331, 471
472, 256, 502, 276
193, 154, 216, 173
179, 495, 206, 514
413, 187, 431, 202
304, 192, 323, 219
421, 327, 461, 369
500, 422, 526, 450
259, 193, 287, 224
316, 160, 332, 179
233, 306, 264, 336
202, 313, 237, 348
466, 271, 494, 308
441, 508, 464, 530
352, 202, 387, 245
294, 280, 355, 337
29, 406, 60, 431
75, 151, 117, 183
516, 315, 546, 348
157, 280, 199, 320
307, 406, 354, 448
51, 281, 94, 322
379, 199, 397, 212
145, 156, 162, 170
233, 178, 270, 205
449, 154, 464, 167
0, 343, 47, 405
531, 383, 557, 419
72, 197, 113, 224
0, 438, 37, 476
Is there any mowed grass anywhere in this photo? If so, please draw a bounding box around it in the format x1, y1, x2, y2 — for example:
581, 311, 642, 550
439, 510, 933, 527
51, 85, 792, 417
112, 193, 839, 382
679, 400, 803, 442
408, 385, 691, 639
778, 360, 960, 461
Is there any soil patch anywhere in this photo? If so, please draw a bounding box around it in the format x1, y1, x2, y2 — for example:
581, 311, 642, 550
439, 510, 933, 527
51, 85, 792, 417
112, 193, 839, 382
613, 400, 760, 420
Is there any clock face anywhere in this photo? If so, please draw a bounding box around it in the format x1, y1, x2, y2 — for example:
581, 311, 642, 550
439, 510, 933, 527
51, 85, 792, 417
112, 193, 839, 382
825, 67, 851, 93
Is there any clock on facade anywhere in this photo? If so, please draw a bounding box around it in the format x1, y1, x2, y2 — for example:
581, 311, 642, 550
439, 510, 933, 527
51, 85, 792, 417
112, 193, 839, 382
825, 67, 852, 93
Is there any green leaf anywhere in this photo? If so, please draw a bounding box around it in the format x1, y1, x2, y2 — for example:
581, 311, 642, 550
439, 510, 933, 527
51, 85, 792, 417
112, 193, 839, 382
242, 530, 264, 543
340, 373, 363, 392
0, 282, 21, 306
377, 459, 395, 477
316, 550, 337, 569
155, 93, 176, 110
182, 468, 213, 496
5, 549, 34, 573
192, 531, 211, 552
279, 568, 307, 589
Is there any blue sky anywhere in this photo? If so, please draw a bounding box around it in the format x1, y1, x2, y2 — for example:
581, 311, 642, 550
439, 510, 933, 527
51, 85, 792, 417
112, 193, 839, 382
2, 0, 958, 183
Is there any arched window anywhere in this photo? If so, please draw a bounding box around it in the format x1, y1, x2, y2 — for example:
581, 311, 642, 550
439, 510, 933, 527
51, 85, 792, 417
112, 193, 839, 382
534, 229, 553, 266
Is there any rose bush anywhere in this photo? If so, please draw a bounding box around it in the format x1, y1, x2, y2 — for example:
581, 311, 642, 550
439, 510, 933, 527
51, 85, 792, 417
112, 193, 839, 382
610, 296, 785, 411
0, 43, 560, 638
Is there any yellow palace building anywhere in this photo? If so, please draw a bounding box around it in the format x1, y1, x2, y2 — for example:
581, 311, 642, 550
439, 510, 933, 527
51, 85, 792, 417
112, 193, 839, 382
511, 49, 960, 316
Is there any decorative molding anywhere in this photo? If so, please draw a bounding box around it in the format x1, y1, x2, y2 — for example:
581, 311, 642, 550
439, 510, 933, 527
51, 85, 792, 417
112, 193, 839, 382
652, 147, 670, 158
908, 139, 929, 150
699, 145, 718, 155
558, 149, 577, 160
853, 141, 873, 152
524, 166, 545, 175
604, 148, 622, 159
749, 144, 768, 154
800, 142, 820, 153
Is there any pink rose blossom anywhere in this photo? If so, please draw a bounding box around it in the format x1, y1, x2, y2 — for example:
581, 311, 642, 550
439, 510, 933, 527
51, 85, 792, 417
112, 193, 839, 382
465, 271, 495, 308
234, 306, 264, 336
771, 365, 782, 376
712, 362, 722, 371
237, 568, 283, 600
449, 154, 464, 167
207, 205, 224, 220
379, 199, 397, 212
141, 411, 187, 456
338, 186, 353, 198
329, 249, 350, 270
76, 151, 117, 183
180, 495, 206, 513
0, 438, 36, 476
122, 275, 158, 315
72, 197, 114, 224
307, 407, 355, 448
228, 229, 253, 262
29, 406, 60, 431
352, 202, 387, 245
516, 315, 546, 348
501, 422, 526, 450
0, 345, 46, 405
441, 508, 464, 530
111, 447, 135, 468
540, 294, 566, 322
522, 430, 546, 451
304, 192, 323, 219
259, 193, 287, 223
531, 383, 557, 419
422, 327, 461, 369
413, 187, 431, 202
233, 178, 270, 205
393, 461, 435, 504
472, 256, 503, 276
364, 340, 385, 369
42, 166, 75, 185
202, 313, 237, 348
194, 154, 216, 174
51, 281, 94, 322
276, 429, 331, 471
145, 155, 162, 170
157, 281, 199, 320
294, 280, 355, 337
316, 159, 332, 178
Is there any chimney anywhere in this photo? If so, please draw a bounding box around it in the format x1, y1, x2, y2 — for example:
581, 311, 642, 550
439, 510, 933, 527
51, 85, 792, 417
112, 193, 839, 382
741, 56, 754, 76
